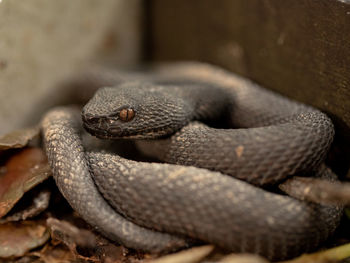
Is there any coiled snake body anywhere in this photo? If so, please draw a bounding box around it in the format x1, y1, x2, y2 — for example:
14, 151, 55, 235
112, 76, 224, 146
41, 63, 342, 261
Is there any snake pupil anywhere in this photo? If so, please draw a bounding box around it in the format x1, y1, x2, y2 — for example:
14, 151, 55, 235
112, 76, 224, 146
119, 108, 135, 122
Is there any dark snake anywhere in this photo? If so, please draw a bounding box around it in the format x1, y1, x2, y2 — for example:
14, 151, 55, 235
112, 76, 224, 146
41, 62, 343, 261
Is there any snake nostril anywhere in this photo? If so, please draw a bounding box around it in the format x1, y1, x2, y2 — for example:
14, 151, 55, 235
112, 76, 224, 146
83, 114, 99, 125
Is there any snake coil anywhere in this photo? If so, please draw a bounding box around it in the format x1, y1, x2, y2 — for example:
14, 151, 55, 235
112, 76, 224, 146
42, 63, 342, 261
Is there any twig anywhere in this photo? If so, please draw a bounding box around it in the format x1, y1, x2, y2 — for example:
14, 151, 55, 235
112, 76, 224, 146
279, 242, 350, 263
279, 176, 350, 206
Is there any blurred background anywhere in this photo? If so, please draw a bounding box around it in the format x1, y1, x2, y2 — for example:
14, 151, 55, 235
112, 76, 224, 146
0, 0, 349, 177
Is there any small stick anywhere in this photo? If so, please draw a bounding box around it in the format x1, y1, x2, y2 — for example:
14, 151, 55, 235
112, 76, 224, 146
279, 176, 350, 206
279, 242, 350, 263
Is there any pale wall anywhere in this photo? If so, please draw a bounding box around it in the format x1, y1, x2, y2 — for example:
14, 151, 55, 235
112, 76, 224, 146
0, 0, 141, 134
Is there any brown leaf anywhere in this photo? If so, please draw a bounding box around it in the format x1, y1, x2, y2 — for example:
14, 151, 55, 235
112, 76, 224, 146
2, 189, 51, 223
0, 126, 39, 151
46, 217, 146, 262
32, 245, 78, 263
0, 148, 51, 218
47, 217, 97, 250
0, 221, 50, 258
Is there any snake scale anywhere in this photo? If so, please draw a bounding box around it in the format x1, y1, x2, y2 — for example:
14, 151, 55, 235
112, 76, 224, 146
41, 62, 343, 261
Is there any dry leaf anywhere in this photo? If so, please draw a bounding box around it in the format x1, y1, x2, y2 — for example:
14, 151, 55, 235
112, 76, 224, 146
0, 221, 50, 258
0, 126, 39, 151
0, 148, 51, 218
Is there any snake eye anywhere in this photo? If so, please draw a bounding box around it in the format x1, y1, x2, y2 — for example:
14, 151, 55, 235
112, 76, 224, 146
119, 108, 135, 122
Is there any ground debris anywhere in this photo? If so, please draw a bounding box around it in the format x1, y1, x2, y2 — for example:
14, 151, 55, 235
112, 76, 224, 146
46, 217, 147, 263
0, 148, 51, 218
0, 220, 50, 258
47, 217, 97, 250
147, 245, 214, 263
0, 137, 349, 262
0, 126, 39, 151
279, 242, 350, 263
1, 189, 51, 223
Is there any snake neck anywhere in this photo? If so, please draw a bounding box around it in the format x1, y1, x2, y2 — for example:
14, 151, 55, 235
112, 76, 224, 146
169, 84, 233, 127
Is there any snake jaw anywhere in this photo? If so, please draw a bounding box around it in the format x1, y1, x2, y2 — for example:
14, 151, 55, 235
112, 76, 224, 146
82, 113, 166, 139
83, 121, 173, 140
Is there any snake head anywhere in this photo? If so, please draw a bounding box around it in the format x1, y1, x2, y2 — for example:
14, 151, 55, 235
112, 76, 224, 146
82, 82, 193, 139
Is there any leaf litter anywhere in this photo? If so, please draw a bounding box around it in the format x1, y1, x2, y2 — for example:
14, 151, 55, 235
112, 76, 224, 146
0, 127, 350, 262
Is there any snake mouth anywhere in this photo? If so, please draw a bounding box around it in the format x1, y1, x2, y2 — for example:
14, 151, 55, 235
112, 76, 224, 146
82, 112, 176, 139
83, 121, 171, 140
82, 123, 111, 139
83, 122, 174, 140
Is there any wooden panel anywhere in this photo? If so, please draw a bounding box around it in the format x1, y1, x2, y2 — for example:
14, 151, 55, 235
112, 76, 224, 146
149, 0, 350, 177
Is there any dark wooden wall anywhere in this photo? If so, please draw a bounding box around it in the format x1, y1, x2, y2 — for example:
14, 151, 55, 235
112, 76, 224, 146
148, 0, 350, 177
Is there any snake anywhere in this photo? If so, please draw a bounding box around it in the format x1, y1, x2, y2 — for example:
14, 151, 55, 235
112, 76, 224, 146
41, 62, 343, 261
